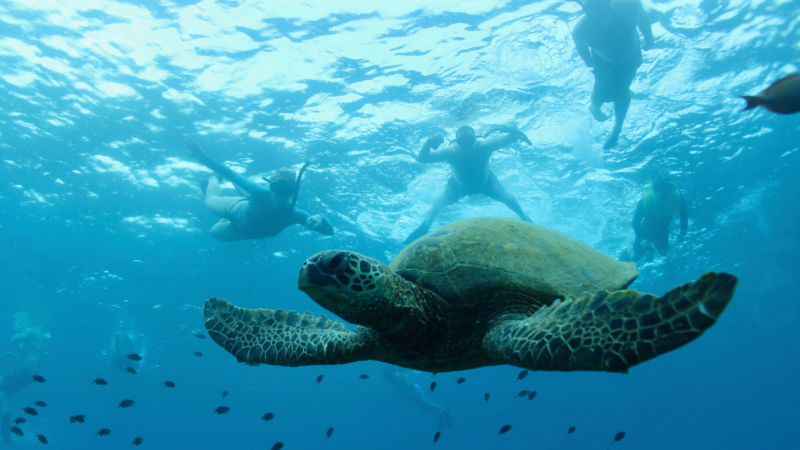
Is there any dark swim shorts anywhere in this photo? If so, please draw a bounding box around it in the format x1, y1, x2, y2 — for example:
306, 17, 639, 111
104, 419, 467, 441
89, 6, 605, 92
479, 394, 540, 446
591, 50, 643, 104
443, 171, 507, 204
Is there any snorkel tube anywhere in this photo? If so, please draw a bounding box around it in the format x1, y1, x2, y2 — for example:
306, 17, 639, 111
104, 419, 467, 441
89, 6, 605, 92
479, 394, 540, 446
291, 162, 311, 211
261, 162, 311, 211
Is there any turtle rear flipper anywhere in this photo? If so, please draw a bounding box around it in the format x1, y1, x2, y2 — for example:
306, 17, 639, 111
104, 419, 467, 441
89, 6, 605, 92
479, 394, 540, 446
203, 297, 380, 366
483, 272, 737, 373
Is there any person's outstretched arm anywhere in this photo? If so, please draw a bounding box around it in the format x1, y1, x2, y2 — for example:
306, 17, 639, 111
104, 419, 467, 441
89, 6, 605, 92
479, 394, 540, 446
636, 0, 654, 50
571, 17, 595, 67
631, 199, 644, 236
185, 138, 268, 197
293, 209, 334, 236
417, 136, 458, 163
481, 126, 532, 153
678, 195, 689, 241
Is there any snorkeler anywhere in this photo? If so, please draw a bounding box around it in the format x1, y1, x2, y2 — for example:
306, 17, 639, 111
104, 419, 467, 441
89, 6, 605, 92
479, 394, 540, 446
0, 325, 48, 445
571, 0, 654, 149
622, 176, 689, 262
383, 369, 453, 432
404, 125, 533, 244
110, 332, 141, 372
185, 138, 334, 241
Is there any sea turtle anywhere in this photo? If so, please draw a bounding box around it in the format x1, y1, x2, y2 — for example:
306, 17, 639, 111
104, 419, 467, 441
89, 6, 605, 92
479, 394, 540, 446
202, 218, 736, 373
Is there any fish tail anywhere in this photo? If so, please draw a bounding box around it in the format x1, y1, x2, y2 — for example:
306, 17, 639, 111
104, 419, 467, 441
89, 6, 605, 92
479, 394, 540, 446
740, 95, 762, 111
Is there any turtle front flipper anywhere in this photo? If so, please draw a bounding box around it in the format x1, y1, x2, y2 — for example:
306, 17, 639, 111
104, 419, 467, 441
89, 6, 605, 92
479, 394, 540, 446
203, 297, 380, 366
483, 272, 737, 373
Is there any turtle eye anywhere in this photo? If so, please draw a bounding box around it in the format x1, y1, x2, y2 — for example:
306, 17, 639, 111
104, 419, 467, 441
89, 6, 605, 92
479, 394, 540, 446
319, 252, 350, 275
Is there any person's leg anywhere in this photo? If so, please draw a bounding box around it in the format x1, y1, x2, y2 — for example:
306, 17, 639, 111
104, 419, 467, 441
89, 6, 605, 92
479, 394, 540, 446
203, 178, 246, 220
604, 90, 631, 150
210, 220, 247, 242
404, 178, 462, 245
403, 195, 454, 245
590, 55, 611, 122
652, 232, 670, 257
485, 173, 531, 222
603, 54, 642, 150
590, 92, 609, 122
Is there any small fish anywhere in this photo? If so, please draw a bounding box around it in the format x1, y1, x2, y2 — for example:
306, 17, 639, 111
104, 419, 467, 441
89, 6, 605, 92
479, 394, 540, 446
431, 372, 438, 376
125, 367, 137, 375
245, 362, 261, 367
36, 434, 47, 444
9, 427, 23, 437
516, 370, 528, 381
193, 351, 204, 357
222, 391, 229, 398
22, 407, 37, 416
127, 354, 142, 361
358, 374, 369, 379
118, 399, 135, 408
31, 375, 45, 383
327, 427, 334, 438
33, 401, 47, 407
262, 413, 275, 421
568, 426, 576, 434
12, 418, 26, 425
517, 390, 529, 397
70, 415, 86, 423
316, 375, 323, 384
271, 443, 284, 450
499, 425, 512, 435
213, 406, 230, 414
194, 333, 207, 339
433, 431, 441, 444
527, 391, 537, 401
456, 378, 466, 385
164, 381, 176, 388
96, 428, 111, 436
132, 437, 144, 446
741, 73, 800, 114
93, 378, 108, 385
614, 431, 626, 442
484, 393, 490, 403
430, 382, 437, 392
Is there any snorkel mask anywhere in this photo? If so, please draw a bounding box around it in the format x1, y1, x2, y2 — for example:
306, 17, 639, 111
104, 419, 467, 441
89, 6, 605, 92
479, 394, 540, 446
269, 179, 296, 197
262, 163, 311, 210
265, 168, 298, 197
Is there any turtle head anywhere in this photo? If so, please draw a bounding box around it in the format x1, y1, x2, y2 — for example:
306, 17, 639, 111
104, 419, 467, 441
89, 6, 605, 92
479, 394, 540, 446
298, 250, 393, 327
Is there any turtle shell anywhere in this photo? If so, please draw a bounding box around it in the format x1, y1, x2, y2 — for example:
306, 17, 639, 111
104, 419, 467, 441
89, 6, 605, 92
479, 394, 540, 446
390, 218, 638, 307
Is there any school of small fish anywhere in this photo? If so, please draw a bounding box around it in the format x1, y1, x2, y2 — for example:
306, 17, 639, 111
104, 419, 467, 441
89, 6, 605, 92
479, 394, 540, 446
6, 338, 633, 447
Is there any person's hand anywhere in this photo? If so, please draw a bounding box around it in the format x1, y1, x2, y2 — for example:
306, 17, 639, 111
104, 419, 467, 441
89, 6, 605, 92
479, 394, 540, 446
677, 232, 686, 243
185, 138, 206, 160
426, 136, 445, 150
500, 124, 532, 146
305, 214, 324, 231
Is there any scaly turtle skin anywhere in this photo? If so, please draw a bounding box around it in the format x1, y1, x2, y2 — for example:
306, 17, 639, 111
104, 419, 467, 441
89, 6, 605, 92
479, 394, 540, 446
203, 218, 737, 373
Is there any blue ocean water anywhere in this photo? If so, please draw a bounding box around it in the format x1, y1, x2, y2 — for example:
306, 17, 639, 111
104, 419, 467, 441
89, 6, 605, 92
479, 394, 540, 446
1, 0, 798, 448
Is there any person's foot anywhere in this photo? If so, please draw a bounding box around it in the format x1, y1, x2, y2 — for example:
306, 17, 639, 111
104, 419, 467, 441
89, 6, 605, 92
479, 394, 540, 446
603, 126, 621, 150
589, 103, 608, 122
